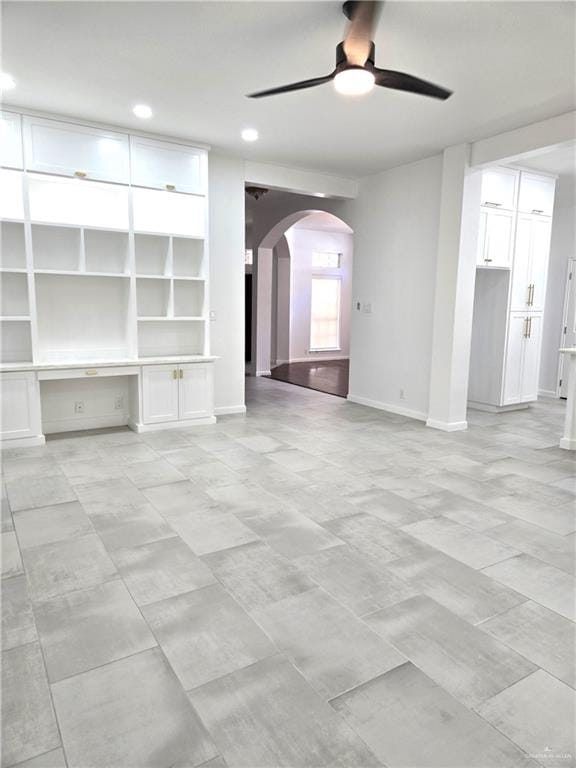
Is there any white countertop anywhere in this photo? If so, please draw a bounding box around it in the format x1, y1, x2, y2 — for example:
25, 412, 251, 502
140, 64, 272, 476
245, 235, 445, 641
0, 355, 218, 373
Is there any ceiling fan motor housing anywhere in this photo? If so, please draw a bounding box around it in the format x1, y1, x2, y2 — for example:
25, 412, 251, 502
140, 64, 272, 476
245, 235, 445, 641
336, 40, 375, 71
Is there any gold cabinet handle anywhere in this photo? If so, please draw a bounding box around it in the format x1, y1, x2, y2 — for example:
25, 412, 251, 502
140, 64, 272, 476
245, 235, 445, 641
483, 201, 502, 207
179, 369, 184, 379
75, 170, 87, 178
484, 258, 493, 263
165, 184, 176, 191
526, 285, 531, 305
84, 369, 98, 376
172, 369, 178, 379
528, 317, 532, 338
523, 318, 530, 338
530, 284, 535, 306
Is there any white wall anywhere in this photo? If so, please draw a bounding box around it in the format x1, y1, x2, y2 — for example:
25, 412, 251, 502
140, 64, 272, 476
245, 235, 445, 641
273, 238, 290, 365
347, 155, 443, 420
209, 154, 246, 414
540, 175, 576, 395
281, 226, 353, 363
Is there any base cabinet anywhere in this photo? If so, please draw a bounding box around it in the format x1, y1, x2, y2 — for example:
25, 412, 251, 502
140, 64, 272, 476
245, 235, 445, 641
142, 363, 213, 425
503, 314, 543, 404
0, 372, 42, 442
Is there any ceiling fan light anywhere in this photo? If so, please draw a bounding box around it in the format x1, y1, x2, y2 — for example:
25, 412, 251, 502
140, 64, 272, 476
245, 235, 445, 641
334, 68, 375, 96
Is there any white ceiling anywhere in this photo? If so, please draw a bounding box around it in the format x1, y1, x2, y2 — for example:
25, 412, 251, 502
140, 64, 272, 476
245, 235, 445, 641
515, 142, 576, 178
3, 1, 575, 177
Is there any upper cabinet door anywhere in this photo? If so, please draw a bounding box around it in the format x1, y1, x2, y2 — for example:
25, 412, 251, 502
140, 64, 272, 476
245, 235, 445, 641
480, 168, 518, 210
23, 117, 130, 184
528, 218, 552, 312
518, 173, 555, 216
130, 137, 206, 195
482, 210, 514, 268
0, 111, 23, 169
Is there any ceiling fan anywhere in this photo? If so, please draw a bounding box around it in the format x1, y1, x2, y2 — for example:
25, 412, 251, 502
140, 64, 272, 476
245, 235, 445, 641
247, 1, 452, 101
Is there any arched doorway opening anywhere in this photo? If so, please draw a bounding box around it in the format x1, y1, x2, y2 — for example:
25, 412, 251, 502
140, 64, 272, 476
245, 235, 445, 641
253, 209, 353, 397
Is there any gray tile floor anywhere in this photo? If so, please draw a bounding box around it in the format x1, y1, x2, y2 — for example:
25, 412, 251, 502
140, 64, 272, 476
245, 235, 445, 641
2, 376, 575, 768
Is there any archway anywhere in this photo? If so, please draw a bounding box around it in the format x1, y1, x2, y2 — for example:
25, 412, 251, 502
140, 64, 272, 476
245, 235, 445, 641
252, 209, 354, 397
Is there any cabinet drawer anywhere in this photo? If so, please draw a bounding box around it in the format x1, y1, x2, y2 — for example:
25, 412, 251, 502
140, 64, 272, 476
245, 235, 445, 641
23, 116, 130, 184
130, 136, 206, 195
37, 366, 139, 381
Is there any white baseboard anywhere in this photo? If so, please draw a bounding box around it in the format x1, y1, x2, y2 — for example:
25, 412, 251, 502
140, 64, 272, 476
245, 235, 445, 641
426, 418, 468, 432
1, 434, 46, 448
347, 393, 427, 422
129, 416, 217, 433
43, 413, 129, 435
559, 437, 576, 450
538, 389, 559, 399
468, 400, 530, 413
288, 355, 350, 363
256, 370, 272, 377
214, 405, 247, 416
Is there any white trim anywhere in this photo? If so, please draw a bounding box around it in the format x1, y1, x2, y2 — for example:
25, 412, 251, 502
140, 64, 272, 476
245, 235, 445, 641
0, 434, 45, 448
559, 437, 576, 450
467, 400, 530, 413
558, 258, 576, 398
347, 393, 427, 422
128, 416, 216, 433
43, 413, 128, 435
426, 418, 468, 432
285, 355, 349, 363
256, 369, 272, 377
214, 404, 246, 416
538, 389, 559, 399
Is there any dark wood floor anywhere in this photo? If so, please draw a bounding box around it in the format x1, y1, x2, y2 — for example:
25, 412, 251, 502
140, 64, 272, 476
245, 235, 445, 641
267, 359, 349, 398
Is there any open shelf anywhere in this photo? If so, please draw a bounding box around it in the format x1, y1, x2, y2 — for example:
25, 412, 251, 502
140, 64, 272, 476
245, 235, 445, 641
137, 319, 205, 358
174, 279, 204, 317
136, 278, 170, 318
35, 273, 131, 363
172, 237, 204, 277
32, 224, 81, 271
1, 272, 29, 317
135, 233, 169, 276
0, 320, 33, 364
84, 229, 129, 274
1, 221, 27, 269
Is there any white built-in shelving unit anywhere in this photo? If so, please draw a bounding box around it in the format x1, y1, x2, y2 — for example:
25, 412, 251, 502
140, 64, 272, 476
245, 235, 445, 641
0, 109, 215, 445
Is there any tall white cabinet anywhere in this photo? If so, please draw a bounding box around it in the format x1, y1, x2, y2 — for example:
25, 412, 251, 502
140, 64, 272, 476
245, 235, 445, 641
0, 111, 215, 447
469, 166, 556, 410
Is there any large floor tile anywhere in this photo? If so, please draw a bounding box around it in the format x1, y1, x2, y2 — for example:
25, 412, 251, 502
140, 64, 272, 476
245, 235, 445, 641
477, 670, 576, 768
482, 554, 576, 620
5, 473, 77, 513
252, 587, 404, 699
8, 748, 67, 768
332, 661, 534, 767
111, 536, 216, 606
86, 501, 174, 551
22, 533, 118, 602
240, 508, 342, 560
385, 550, 527, 624
58, 457, 126, 485
13, 501, 94, 550
74, 477, 148, 509
35, 580, 157, 682
480, 600, 576, 688
490, 494, 576, 535
1, 643, 60, 767
167, 507, 260, 556
485, 519, 576, 575
295, 544, 417, 616
202, 541, 315, 611
345, 488, 434, 527
52, 647, 217, 768
1, 532, 23, 579
366, 595, 536, 708
188, 655, 380, 768
1, 575, 37, 650
417, 490, 514, 530
123, 458, 186, 489
142, 584, 275, 690
401, 516, 519, 569
324, 513, 433, 559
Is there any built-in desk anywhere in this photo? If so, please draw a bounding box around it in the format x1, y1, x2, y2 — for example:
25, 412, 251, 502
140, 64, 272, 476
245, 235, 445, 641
0, 356, 217, 447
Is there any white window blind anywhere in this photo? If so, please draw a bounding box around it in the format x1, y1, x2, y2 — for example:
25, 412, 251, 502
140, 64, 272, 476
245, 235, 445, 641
312, 250, 341, 268
310, 277, 341, 350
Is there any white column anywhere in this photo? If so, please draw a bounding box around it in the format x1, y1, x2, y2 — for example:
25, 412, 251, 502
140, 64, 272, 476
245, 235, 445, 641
254, 246, 273, 376
426, 144, 482, 431
560, 350, 576, 450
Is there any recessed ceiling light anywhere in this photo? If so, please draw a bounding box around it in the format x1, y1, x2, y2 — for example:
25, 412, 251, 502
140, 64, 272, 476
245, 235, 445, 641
241, 128, 259, 142
334, 68, 375, 96
133, 104, 153, 119
0, 73, 16, 91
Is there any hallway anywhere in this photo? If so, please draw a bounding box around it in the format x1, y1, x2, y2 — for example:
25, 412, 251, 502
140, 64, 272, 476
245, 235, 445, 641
2, 377, 575, 768
267, 359, 349, 397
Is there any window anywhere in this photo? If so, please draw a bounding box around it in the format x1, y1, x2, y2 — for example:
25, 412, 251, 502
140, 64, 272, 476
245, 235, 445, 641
310, 277, 341, 350
312, 250, 341, 269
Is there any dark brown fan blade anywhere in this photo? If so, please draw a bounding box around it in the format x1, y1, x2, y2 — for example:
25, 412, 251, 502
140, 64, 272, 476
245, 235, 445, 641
247, 73, 335, 98
343, 1, 382, 66
374, 68, 452, 100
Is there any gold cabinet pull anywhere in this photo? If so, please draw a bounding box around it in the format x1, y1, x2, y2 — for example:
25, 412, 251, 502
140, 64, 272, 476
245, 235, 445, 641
526, 285, 531, 305
165, 184, 176, 191
172, 369, 178, 379
179, 369, 184, 379
528, 317, 532, 338
523, 318, 530, 338
84, 369, 98, 376
75, 170, 87, 178
530, 284, 535, 306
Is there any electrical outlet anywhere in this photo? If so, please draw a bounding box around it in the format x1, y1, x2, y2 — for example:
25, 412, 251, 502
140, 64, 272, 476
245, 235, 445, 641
74, 401, 85, 414
363, 303, 372, 314
399, 388, 405, 400
114, 396, 124, 410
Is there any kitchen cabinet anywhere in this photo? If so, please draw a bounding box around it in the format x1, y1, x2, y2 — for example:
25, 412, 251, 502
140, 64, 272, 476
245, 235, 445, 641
480, 167, 518, 210
518, 172, 555, 217
0, 372, 42, 441
510, 215, 552, 312
130, 136, 206, 195
503, 313, 543, 404
142, 362, 212, 425
0, 111, 23, 169
476, 209, 514, 268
